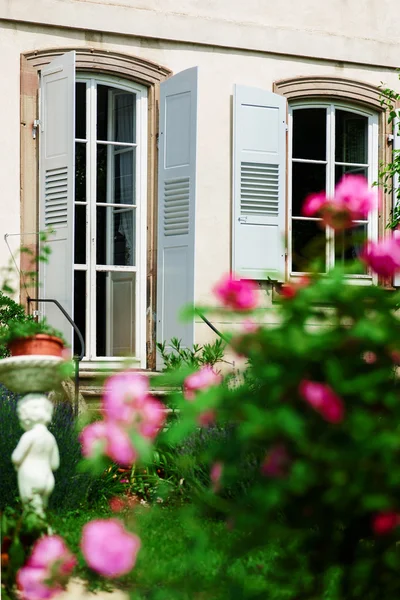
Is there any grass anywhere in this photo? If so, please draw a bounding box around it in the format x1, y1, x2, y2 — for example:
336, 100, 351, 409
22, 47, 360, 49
49, 503, 285, 599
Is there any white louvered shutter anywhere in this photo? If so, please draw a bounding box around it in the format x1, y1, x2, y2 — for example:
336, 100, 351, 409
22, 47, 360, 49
156, 67, 197, 366
39, 51, 75, 346
233, 85, 287, 280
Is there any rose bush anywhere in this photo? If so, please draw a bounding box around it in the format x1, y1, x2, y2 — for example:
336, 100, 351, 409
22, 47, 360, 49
10, 175, 400, 599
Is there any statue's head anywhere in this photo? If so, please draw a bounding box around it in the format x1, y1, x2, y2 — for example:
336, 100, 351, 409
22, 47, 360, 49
17, 394, 54, 430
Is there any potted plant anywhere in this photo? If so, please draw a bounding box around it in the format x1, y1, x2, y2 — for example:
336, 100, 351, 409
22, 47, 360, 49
0, 292, 66, 358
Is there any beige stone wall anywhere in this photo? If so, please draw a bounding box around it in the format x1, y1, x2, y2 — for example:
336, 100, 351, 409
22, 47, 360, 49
0, 13, 399, 349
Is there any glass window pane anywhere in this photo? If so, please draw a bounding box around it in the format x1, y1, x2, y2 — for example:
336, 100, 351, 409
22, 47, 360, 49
292, 162, 326, 217
97, 85, 136, 143
74, 205, 86, 265
96, 206, 136, 266
73, 271, 86, 357
96, 271, 136, 357
292, 219, 326, 272
96, 145, 136, 205
75, 82, 86, 139
335, 164, 368, 185
292, 108, 326, 160
335, 224, 368, 273
335, 110, 368, 164
75, 142, 86, 203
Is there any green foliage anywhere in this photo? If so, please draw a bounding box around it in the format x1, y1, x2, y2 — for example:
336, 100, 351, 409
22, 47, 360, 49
378, 84, 400, 229
156, 337, 226, 372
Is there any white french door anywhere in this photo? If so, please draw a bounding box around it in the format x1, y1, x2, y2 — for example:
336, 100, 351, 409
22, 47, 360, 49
74, 75, 147, 366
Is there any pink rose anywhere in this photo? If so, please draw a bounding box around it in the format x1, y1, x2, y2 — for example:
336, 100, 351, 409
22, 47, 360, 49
17, 535, 76, 600
360, 237, 400, 277
299, 380, 345, 424
372, 512, 399, 535
302, 192, 327, 217
197, 409, 216, 427
103, 371, 149, 424
213, 274, 259, 311
80, 421, 138, 466
334, 175, 378, 220
133, 395, 166, 440
210, 461, 224, 492
184, 365, 222, 401
262, 444, 290, 478
81, 519, 141, 578
280, 276, 310, 299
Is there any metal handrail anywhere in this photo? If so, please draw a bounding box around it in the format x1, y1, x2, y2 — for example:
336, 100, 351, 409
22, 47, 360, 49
196, 311, 229, 343
27, 297, 85, 416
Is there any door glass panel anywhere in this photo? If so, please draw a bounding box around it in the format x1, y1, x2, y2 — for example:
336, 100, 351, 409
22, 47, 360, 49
75, 82, 86, 139
97, 85, 136, 143
96, 207, 135, 266
292, 162, 326, 217
96, 271, 136, 357
335, 223, 368, 273
75, 142, 86, 203
74, 204, 86, 264
335, 110, 368, 164
292, 108, 326, 160
96, 145, 136, 205
73, 271, 86, 357
292, 220, 326, 272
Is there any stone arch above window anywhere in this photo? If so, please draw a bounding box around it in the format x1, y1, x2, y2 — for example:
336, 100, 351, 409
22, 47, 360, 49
273, 76, 384, 112
23, 47, 171, 86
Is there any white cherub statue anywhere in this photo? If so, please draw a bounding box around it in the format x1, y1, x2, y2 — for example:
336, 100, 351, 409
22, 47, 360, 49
12, 394, 60, 517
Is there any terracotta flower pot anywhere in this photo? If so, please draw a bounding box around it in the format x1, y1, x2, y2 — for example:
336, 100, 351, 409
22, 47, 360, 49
7, 334, 65, 358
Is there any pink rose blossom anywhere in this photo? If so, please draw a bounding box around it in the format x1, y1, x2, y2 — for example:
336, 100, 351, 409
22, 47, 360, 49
17, 536, 76, 600
302, 175, 378, 230
242, 318, 259, 333
213, 274, 259, 311
134, 395, 166, 439
363, 351, 377, 364
280, 276, 310, 299
184, 365, 222, 401
372, 512, 400, 535
333, 175, 378, 220
302, 192, 327, 217
197, 409, 216, 427
360, 237, 400, 278
261, 444, 290, 478
103, 371, 149, 423
210, 461, 224, 492
81, 519, 141, 578
299, 380, 345, 424
80, 421, 138, 466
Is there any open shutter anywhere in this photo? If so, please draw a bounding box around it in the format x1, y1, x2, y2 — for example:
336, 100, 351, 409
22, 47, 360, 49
156, 67, 197, 366
233, 85, 287, 280
39, 51, 75, 346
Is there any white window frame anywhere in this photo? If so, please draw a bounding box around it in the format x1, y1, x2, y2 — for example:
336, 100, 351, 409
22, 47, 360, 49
288, 101, 379, 284
75, 73, 148, 368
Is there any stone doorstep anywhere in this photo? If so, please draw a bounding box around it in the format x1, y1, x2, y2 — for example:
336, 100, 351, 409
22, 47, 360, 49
58, 579, 128, 600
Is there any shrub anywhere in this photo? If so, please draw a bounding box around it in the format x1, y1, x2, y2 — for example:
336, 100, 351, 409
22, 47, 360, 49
0, 292, 34, 358
156, 337, 226, 372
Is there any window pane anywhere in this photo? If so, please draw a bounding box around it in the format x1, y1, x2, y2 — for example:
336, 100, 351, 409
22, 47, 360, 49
74, 204, 86, 264
96, 206, 136, 266
75, 82, 86, 139
335, 110, 368, 164
97, 85, 136, 143
75, 142, 86, 203
96, 145, 136, 205
292, 219, 326, 272
73, 271, 86, 357
292, 108, 326, 160
335, 224, 368, 273
96, 271, 136, 357
292, 162, 326, 217
335, 165, 368, 185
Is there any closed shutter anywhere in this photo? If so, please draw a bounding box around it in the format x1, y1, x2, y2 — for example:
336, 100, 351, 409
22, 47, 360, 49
156, 67, 198, 366
39, 51, 75, 346
233, 85, 287, 280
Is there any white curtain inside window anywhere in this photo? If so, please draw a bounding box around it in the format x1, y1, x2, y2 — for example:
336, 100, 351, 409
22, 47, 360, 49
116, 93, 135, 265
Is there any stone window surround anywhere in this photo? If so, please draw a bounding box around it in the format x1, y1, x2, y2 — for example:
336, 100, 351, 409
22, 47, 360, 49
20, 47, 171, 369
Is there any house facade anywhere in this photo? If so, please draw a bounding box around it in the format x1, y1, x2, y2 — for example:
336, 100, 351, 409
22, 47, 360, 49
0, 0, 399, 371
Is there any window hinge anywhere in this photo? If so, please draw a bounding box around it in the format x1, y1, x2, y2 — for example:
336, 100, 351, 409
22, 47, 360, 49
32, 119, 41, 140
388, 133, 394, 144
